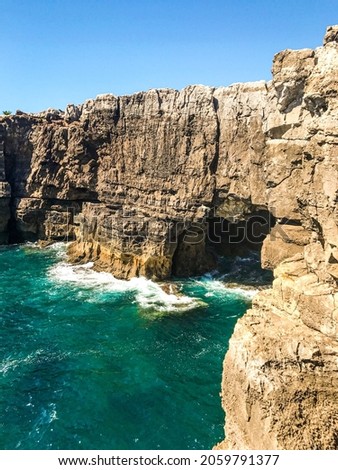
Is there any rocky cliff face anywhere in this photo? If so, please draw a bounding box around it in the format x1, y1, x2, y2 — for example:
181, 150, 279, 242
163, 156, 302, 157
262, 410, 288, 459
1, 26, 337, 449
216, 27, 338, 450
0, 137, 11, 243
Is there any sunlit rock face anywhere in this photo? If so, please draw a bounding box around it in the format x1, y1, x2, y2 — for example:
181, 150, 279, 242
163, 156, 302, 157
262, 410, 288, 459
1, 25, 338, 450
216, 26, 338, 450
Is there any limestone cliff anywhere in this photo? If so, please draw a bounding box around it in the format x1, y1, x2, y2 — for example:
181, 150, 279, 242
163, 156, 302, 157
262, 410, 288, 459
215, 27, 338, 450
1, 26, 338, 449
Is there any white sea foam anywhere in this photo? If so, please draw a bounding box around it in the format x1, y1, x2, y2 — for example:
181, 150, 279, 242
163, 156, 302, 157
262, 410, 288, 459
43, 242, 69, 258
48, 258, 258, 313
0, 350, 44, 375
48, 261, 202, 313
48, 247, 261, 313
0, 357, 21, 375
223, 286, 258, 299
0, 349, 74, 376
49, 261, 130, 291
195, 276, 258, 300
134, 280, 202, 313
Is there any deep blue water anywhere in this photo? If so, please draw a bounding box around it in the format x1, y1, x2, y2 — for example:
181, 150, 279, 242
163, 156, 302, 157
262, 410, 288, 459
0, 244, 269, 450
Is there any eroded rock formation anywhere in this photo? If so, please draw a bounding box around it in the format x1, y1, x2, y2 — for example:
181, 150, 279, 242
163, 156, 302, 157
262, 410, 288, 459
0, 137, 11, 243
0, 25, 337, 449
217, 27, 338, 450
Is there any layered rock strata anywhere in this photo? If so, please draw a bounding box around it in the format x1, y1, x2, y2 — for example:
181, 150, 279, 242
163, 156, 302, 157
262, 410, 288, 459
0, 26, 338, 449
217, 27, 338, 449
0, 135, 11, 243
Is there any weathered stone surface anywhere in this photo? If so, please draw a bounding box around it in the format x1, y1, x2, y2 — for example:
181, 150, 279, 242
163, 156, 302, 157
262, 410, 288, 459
0, 182, 11, 243
0, 135, 11, 242
324, 25, 338, 45
261, 224, 311, 270
1, 25, 338, 449
215, 28, 338, 450
218, 293, 338, 449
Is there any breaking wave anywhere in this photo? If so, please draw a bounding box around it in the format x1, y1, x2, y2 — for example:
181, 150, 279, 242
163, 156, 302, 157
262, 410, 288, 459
48, 261, 203, 313
195, 274, 258, 300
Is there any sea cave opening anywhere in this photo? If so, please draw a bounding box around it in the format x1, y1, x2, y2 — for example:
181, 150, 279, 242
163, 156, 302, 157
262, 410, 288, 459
207, 209, 276, 256
171, 208, 276, 286
205, 208, 277, 286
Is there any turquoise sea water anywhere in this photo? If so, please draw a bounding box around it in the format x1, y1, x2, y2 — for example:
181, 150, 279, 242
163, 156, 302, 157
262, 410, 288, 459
0, 244, 270, 450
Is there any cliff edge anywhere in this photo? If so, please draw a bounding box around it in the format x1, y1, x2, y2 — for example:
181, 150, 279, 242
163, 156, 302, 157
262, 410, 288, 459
1, 26, 338, 449
216, 26, 338, 449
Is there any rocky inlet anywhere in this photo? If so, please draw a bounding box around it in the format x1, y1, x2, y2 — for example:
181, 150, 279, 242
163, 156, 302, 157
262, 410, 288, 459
1, 26, 338, 449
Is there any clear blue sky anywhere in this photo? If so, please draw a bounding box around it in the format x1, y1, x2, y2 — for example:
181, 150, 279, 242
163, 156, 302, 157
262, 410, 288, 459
1, 0, 336, 112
